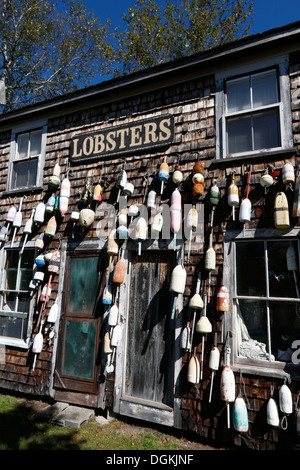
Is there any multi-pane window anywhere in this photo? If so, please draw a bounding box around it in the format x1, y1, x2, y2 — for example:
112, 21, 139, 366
9, 126, 45, 191
233, 239, 300, 364
225, 69, 282, 155
0, 249, 35, 341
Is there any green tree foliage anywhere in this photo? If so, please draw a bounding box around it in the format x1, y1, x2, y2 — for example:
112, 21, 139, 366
0, 0, 113, 112
114, 0, 254, 74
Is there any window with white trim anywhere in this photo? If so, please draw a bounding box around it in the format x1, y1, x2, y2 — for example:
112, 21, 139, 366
8, 122, 47, 192
228, 236, 300, 366
215, 56, 293, 159
0, 248, 36, 345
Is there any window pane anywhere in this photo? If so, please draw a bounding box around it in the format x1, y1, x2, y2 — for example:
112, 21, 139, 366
12, 158, 38, 189
17, 134, 29, 159
18, 294, 31, 313
21, 250, 35, 269
227, 115, 252, 154
236, 241, 266, 296
67, 257, 100, 314
268, 240, 299, 298
227, 76, 250, 112
5, 270, 17, 290
6, 250, 19, 269
238, 299, 270, 359
29, 130, 42, 156
252, 70, 278, 108
1, 292, 17, 312
0, 316, 24, 339
253, 109, 280, 150
19, 270, 32, 290
269, 301, 300, 362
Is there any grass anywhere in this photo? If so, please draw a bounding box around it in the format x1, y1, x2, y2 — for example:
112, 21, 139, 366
0, 393, 219, 451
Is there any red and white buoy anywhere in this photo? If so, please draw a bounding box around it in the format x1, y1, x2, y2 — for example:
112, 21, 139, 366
170, 188, 181, 250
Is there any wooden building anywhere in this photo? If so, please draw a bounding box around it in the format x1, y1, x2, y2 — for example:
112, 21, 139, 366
0, 20, 299, 450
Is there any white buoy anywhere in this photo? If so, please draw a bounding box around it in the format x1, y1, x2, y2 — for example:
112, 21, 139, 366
136, 217, 147, 255
21, 208, 35, 254
11, 197, 23, 247
187, 354, 200, 384
110, 324, 121, 347
186, 207, 198, 262
108, 304, 119, 327
47, 303, 59, 323
267, 397, 280, 427
34, 202, 46, 225
170, 188, 181, 250
208, 344, 220, 403
170, 265, 186, 320
220, 347, 235, 428
116, 170, 127, 202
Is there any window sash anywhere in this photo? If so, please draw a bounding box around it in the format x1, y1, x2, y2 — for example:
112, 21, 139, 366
233, 238, 300, 362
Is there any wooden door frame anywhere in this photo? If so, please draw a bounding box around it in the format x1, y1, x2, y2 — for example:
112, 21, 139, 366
50, 238, 107, 406
113, 239, 183, 429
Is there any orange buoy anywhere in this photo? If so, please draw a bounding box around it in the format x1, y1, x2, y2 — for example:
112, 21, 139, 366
112, 259, 126, 285
216, 286, 229, 312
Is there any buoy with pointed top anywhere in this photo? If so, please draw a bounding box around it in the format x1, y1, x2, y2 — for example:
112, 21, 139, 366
187, 354, 200, 384
34, 202, 46, 225
170, 264, 186, 320
233, 396, 249, 432
274, 192, 290, 229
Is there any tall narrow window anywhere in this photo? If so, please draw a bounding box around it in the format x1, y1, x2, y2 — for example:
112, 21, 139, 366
0, 249, 35, 341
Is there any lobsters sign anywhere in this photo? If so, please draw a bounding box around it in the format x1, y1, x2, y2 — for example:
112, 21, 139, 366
69, 115, 174, 162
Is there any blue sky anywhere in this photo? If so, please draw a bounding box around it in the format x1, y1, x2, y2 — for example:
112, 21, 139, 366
81, 0, 300, 35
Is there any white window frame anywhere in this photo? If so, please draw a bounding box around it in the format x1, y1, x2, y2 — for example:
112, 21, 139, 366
223, 228, 300, 378
7, 120, 47, 193
0, 243, 37, 349
215, 55, 294, 160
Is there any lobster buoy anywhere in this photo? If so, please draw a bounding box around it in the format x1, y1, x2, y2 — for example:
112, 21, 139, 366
282, 163, 295, 186
147, 190, 157, 210
110, 324, 121, 347
170, 188, 181, 250
170, 265, 186, 295
44, 251, 53, 263
152, 211, 163, 233
187, 355, 200, 384
192, 173, 204, 185
108, 304, 119, 326
193, 162, 204, 175
59, 196, 69, 217
93, 183, 103, 203
239, 198, 251, 224
35, 232, 44, 250
102, 283, 112, 305
49, 162, 61, 188
128, 204, 139, 221
205, 246, 216, 271
172, 164, 183, 184
189, 293, 203, 310
36, 254, 45, 267
136, 217, 147, 255
267, 397, 280, 427
48, 250, 60, 274
117, 225, 129, 239
46, 193, 56, 213
186, 207, 198, 261
158, 157, 169, 194
220, 347, 235, 428
116, 170, 127, 202
260, 173, 274, 190
274, 192, 290, 229
228, 173, 239, 220
112, 259, 126, 284
279, 383, 293, 415
208, 345, 220, 403
32, 332, 43, 354
104, 332, 112, 354
196, 314, 212, 334
209, 182, 219, 207
216, 286, 229, 312
118, 209, 127, 227
34, 202, 46, 225
192, 183, 204, 198
33, 271, 45, 284
79, 208, 95, 228
123, 182, 134, 197
48, 302, 59, 323
233, 396, 249, 432
6, 205, 17, 223
11, 198, 23, 247
107, 229, 119, 259
59, 177, 70, 217
40, 283, 51, 302
45, 216, 57, 237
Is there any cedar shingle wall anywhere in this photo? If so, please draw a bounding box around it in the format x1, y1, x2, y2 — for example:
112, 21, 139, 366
0, 52, 298, 449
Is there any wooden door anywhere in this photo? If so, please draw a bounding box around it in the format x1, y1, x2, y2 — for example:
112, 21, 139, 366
118, 250, 178, 426
54, 251, 104, 406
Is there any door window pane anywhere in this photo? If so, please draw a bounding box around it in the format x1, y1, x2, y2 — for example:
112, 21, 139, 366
236, 241, 266, 296
62, 319, 97, 379
67, 257, 100, 314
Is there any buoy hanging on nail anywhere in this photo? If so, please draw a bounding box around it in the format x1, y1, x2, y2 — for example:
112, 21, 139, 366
11, 197, 24, 247
282, 163, 295, 190
34, 202, 46, 225
35, 232, 45, 251
158, 157, 169, 195
216, 286, 229, 312
170, 188, 181, 250
136, 217, 147, 255
59, 176, 71, 217
49, 162, 61, 189
46, 193, 56, 213
228, 172, 239, 220
169, 264, 186, 320
186, 207, 198, 262
79, 207, 95, 228
274, 192, 290, 229
233, 396, 249, 433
